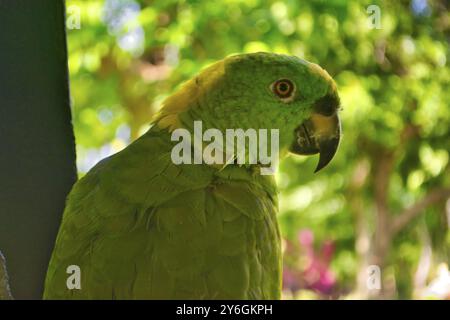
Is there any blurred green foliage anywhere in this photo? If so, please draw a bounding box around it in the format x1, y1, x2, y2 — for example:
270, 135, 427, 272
66, 0, 449, 299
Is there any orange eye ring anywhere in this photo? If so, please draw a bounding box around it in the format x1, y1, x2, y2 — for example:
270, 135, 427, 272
272, 79, 295, 100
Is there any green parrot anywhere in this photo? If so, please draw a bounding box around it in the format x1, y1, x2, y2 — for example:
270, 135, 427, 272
44, 52, 341, 299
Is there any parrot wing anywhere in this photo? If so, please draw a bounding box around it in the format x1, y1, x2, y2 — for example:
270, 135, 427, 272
44, 126, 281, 299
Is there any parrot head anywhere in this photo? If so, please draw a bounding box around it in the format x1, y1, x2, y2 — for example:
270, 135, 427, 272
156, 52, 341, 172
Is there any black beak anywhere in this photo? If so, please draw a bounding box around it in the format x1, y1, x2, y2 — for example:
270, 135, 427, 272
290, 112, 341, 173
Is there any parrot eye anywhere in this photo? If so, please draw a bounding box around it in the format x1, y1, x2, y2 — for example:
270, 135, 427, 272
271, 79, 295, 102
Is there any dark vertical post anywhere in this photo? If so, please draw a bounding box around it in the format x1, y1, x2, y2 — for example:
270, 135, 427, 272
0, 0, 77, 299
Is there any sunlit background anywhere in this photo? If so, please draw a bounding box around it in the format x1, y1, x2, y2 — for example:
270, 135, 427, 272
65, 0, 449, 299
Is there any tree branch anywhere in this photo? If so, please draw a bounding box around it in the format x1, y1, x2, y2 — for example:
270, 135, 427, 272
391, 188, 450, 235
0, 251, 13, 300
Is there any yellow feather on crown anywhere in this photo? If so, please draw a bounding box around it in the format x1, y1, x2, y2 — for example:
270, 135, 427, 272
154, 60, 226, 132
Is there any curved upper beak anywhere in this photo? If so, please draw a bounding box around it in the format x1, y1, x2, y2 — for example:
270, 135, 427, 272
290, 104, 341, 173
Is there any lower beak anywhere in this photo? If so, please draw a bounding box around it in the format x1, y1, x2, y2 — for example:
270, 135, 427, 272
290, 112, 341, 172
